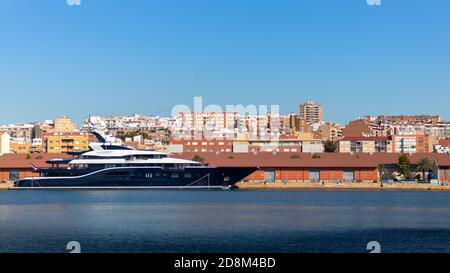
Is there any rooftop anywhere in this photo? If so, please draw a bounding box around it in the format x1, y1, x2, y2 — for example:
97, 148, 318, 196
0, 153, 72, 169
177, 152, 450, 168
341, 136, 391, 141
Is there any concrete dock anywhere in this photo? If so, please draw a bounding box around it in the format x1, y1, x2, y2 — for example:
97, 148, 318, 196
236, 181, 450, 191
3, 181, 450, 191
0, 181, 13, 190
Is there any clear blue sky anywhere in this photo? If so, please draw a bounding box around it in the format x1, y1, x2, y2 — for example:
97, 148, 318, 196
1, 0, 449, 125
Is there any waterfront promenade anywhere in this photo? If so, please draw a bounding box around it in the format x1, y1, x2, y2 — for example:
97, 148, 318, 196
236, 181, 450, 191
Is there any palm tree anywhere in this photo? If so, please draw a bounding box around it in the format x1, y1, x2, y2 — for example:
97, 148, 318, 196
416, 158, 433, 182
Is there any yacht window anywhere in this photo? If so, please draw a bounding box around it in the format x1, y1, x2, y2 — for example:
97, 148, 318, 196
172, 173, 179, 178
107, 171, 130, 176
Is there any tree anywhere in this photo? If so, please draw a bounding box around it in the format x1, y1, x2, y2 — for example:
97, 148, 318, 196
324, 140, 337, 153
192, 154, 205, 163
397, 154, 411, 179
416, 157, 433, 182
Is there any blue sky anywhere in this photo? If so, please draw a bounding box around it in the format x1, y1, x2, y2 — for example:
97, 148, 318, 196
1, 0, 449, 125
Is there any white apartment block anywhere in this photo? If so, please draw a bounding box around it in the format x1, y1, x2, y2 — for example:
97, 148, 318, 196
0, 123, 35, 143
394, 135, 417, 153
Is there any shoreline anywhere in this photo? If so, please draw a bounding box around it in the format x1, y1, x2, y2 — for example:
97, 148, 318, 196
2, 181, 450, 191
236, 181, 450, 191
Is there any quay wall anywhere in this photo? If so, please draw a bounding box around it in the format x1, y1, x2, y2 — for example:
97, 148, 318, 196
0, 181, 13, 190
236, 181, 450, 191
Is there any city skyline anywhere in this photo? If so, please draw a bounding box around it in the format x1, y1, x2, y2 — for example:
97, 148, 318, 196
1, 0, 450, 124
0, 99, 449, 126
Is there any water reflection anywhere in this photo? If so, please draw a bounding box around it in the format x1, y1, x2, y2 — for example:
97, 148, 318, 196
1, 190, 450, 252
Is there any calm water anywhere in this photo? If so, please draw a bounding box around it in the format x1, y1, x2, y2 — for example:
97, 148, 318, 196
1, 189, 450, 253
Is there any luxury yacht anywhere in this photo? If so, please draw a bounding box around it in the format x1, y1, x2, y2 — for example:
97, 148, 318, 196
14, 131, 256, 189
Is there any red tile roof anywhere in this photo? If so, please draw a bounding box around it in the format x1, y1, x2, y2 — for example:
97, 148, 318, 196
439, 139, 450, 147
1, 152, 449, 170
176, 152, 450, 168
341, 136, 391, 141
0, 153, 72, 169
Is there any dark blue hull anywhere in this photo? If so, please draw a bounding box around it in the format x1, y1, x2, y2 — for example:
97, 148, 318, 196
14, 167, 257, 188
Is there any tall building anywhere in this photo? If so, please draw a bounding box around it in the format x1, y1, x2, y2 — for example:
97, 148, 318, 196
54, 115, 77, 133
299, 101, 323, 124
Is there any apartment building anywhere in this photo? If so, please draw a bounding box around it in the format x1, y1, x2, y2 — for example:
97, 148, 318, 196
319, 122, 343, 141
54, 115, 77, 133
45, 133, 89, 153
0, 123, 34, 143
10, 142, 31, 154
342, 119, 386, 137
288, 113, 305, 132
168, 138, 234, 153
392, 134, 433, 153
175, 112, 239, 131
34, 120, 55, 139
299, 101, 323, 124
85, 114, 175, 131
173, 112, 293, 141
339, 137, 393, 153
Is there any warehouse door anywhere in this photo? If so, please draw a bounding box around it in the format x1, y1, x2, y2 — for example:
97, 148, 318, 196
264, 170, 275, 183
343, 170, 354, 182
309, 170, 320, 182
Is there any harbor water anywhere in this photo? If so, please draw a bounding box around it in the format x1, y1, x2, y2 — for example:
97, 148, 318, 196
1, 189, 450, 253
